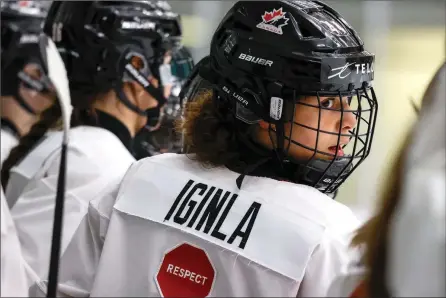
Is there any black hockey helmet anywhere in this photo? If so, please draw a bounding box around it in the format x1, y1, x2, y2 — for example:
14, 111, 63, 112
192, 0, 378, 194
42, 1, 181, 118
1, 0, 52, 115
153, 1, 183, 51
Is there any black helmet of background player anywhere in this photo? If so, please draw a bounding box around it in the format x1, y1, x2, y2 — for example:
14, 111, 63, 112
1, 0, 53, 115
42, 1, 173, 121
153, 1, 183, 51
185, 0, 378, 194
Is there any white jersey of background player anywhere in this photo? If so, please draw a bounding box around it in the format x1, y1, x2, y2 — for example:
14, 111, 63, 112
1, 128, 18, 165
388, 62, 445, 297
327, 63, 445, 297
1, 186, 29, 297
1, 0, 176, 284
0, 1, 54, 166
37, 1, 381, 297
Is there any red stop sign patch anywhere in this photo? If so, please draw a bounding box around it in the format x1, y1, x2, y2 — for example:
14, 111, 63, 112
156, 243, 216, 297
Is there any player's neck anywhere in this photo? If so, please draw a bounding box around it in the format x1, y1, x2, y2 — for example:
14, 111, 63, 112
1, 96, 37, 137
92, 91, 145, 138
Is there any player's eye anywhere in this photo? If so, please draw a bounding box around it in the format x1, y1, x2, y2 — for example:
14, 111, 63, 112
321, 98, 335, 109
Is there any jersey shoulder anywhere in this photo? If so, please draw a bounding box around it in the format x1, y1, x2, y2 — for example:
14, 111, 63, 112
69, 126, 135, 165
270, 180, 359, 239
326, 269, 365, 297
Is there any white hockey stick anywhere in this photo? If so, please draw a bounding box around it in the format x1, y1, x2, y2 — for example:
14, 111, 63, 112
38, 33, 73, 298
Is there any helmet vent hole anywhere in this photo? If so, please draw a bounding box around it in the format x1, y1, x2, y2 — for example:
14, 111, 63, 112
299, 24, 313, 38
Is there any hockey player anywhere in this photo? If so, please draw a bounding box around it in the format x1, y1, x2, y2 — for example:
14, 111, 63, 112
1, 1, 54, 164
0, 0, 176, 283
388, 62, 445, 297
38, 1, 379, 296
327, 62, 445, 298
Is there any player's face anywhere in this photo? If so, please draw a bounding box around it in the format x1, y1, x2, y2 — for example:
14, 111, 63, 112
124, 75, 161, 131
284, 95, 357, 161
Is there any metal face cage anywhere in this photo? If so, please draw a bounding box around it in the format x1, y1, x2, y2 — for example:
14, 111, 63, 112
270, 86, 378, 193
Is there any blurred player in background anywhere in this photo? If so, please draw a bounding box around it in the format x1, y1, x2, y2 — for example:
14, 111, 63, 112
1, 0, 177, 284
388, 62, 445, 297
327, 62, 445, 298
1, 0, 54, 165
1, 3, 52, 292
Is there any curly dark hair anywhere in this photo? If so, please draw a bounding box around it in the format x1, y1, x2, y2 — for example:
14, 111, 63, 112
177, 87, 258, 171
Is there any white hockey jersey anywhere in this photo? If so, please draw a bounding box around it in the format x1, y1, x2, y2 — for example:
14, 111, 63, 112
1, 186, 31, 297
8, 124, 135, 284
1, 127, 18, 165
326, 267, 365, 297
37, 153, 360, 297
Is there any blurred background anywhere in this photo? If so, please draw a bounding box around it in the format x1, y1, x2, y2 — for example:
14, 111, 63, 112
170, 0, 445, 221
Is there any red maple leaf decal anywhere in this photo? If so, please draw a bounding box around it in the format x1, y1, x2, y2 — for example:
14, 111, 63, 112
262, 8, 285, 23
18, 1, 30, 7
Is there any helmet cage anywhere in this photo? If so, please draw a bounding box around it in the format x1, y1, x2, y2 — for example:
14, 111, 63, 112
269, 86, 378, 193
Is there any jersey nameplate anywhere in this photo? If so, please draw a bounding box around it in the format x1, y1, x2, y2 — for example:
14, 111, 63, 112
114, 160, 324, 281
164, 179, 261, 249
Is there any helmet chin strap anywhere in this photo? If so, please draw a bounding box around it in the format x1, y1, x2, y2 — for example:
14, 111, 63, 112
116, 57, 167, 118
145, 105, 164, 127
114, 86, 146, 116
13, 70, 52, 115
12, 90, 37, 115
